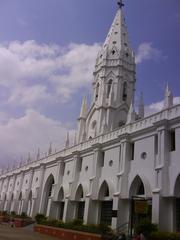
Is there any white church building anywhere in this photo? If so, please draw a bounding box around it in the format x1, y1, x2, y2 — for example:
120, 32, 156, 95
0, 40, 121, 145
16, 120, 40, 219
0, 2, 180, 233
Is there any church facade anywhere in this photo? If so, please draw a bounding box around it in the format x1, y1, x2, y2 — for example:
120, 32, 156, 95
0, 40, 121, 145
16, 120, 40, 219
0, 5, 180, 233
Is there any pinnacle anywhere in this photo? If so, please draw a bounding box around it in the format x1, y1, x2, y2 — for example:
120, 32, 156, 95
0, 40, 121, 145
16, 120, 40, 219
79, 96, 87, 119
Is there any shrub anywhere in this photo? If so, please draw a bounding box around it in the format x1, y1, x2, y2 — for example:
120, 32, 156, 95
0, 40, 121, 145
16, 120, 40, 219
134, 220, 158, 238
10, 211, 16, 217
35, 216, 112, 235
97, 223, 112, 234
2, 211, 8, 216
35, 213, 47, 224
20, 212, 27, 218
71, 219, 84, 226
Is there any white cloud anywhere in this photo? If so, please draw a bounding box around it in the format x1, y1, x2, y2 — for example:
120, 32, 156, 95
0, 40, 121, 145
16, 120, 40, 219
135, 42, 166, 64
0, 109, 75, 167
0, 41, 101, 106
145, 97, 180, 116
8, 85, 52, 106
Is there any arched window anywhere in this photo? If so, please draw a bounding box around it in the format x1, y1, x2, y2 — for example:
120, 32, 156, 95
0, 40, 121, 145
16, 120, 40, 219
122, 82, 127, 101
95, 83, 99, 101
107, 79, 113, 98
48, 178, 55, 197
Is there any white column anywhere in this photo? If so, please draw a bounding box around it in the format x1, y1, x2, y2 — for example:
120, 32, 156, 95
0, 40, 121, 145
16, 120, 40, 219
30, 199, 35, 217
83, 196, 91, 224
46, 197, 52, 217
112, 196, 119, 229
152, 191, 160, 225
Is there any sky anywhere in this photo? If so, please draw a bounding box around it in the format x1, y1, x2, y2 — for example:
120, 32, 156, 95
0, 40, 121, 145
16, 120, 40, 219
0, 0, 179, 169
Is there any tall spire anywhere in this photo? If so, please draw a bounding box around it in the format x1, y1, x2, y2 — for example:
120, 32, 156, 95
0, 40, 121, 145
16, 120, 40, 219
96, 2, 133, 63
164, 83, 173, 109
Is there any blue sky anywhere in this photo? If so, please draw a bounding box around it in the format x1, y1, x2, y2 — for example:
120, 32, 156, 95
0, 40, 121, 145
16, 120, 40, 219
0, 0, 179, 168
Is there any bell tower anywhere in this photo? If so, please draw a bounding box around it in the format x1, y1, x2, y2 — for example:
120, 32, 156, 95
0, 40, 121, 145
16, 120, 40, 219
77, 1, 136, 142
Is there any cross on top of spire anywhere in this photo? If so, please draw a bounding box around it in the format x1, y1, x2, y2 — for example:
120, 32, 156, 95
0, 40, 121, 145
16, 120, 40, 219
117, 0, 124, 9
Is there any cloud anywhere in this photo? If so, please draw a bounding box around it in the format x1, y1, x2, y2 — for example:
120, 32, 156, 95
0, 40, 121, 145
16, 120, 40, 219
0, 41, 101, 106
145, 97, 180, 116
135, 42, 166, 64
8, 85, 52, 106
0, 109, 75, 168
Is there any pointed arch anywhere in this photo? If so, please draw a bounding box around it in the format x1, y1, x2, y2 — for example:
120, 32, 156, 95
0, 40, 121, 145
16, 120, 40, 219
75, 184, 84, 201
98, 181, 110, 200
129, 175, 152, 198
44, 174, 55, 198
58, 187, 65, 201
57, 187, 65, 220
41, 174, 55, 216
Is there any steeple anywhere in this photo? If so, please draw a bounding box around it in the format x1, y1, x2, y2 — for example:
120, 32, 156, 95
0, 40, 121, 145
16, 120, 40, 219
81, 4, 136, 139
95, 2, 134, 68
164, 83, 173, 109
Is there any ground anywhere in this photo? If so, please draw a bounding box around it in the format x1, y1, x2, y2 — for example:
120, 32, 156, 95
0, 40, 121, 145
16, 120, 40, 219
0, 224, 58, 240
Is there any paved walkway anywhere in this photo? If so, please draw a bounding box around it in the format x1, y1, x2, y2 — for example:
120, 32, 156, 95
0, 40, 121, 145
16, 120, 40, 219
0, 224, 58, 240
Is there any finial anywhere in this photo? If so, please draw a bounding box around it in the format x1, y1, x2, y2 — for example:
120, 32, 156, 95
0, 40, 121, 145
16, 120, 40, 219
65, 132, 70, 148
48, 142, 52, 155
37, 148, 40, 160
117, 0, 124, 9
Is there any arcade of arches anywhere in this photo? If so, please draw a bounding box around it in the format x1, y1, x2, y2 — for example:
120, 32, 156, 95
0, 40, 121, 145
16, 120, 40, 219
1, 174, 180, 232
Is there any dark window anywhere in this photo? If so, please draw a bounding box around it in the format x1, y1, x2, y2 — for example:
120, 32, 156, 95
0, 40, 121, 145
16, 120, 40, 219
59, 202, 64, 220
130, 142, 135, 160
170, 130, 176, 152
77, 202, 85, 220
155, 134, 158, 155
122, 82, 127, 101
48, 179, 54, 197
100, 201, 113, 225
105, 185, 109, 197
111, 50, 116, 55
100, 151, 105, 167
107, 80, 113, 98
79, 158, 83, 172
